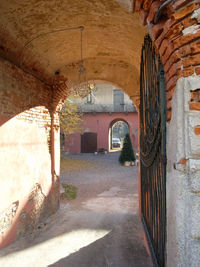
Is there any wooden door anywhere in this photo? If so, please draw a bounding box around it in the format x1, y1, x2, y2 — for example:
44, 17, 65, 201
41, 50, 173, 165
81, 132, 97, 153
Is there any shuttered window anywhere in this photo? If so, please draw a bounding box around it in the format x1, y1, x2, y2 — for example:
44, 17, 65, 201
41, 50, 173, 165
113, 89, 124, 111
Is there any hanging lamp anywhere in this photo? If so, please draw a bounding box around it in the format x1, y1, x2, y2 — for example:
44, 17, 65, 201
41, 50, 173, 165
72, 26, 96, 98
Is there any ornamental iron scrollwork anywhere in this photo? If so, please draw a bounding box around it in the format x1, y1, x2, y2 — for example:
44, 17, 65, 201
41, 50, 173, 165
140, 35, 166, 267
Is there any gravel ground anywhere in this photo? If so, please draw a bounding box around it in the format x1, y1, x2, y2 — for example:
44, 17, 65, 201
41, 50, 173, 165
0, 152, 153, 267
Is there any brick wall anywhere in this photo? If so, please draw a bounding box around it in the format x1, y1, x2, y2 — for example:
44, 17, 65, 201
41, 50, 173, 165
0, 57, 60, 248
0, 58, 52, 116
134, 0, 200, 121
135, 2, 200, 266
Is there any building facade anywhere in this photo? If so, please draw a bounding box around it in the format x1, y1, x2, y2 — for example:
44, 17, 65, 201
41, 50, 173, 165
64, 84, 138, 153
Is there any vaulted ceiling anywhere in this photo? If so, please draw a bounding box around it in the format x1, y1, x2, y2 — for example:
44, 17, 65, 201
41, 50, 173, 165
0, 0, 146, 105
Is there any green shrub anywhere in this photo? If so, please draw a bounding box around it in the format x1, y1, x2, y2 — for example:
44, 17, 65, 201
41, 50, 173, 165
119, 133, 135, 164
60, 184, 77, 200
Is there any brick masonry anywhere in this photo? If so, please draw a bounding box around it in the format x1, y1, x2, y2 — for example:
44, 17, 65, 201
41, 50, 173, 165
0, 57, 60, 248
134, 2, 200, 267
134, 0, 200, 121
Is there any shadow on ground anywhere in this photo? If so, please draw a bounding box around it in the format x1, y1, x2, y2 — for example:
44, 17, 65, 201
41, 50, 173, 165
0, 152, 153, 267
48, 214, 152, 267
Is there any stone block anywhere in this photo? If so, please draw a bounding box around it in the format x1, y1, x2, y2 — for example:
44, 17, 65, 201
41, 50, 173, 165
187, 239, 200, 267
191, 8, 200, 23
183, 24, 200, 36
188, 194, 200, 238
187, 115, 200, 156
188, 159, 200, 193
185, 76, 200, 92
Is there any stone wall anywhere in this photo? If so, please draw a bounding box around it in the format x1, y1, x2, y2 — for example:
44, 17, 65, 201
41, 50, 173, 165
167, 76, 200, 267
0, 57, 60, 248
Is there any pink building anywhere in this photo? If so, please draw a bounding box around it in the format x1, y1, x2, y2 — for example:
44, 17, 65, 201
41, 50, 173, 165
64, 84, 138, 154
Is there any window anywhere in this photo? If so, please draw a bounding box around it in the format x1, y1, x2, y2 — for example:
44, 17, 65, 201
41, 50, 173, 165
113, 89, 124, 111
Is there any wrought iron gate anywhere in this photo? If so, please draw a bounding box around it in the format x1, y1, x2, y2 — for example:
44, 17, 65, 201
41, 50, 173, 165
140, 35, 166, 267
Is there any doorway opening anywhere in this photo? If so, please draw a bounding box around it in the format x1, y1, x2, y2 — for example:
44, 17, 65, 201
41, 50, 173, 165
110, 120, 129, 151
61, 83, 138, 154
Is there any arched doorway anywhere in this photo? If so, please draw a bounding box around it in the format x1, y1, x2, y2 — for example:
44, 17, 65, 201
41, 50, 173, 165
109, 119, 130, 151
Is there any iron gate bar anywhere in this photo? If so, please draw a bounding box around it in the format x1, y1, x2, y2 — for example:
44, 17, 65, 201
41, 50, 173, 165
140, 35, 166, 267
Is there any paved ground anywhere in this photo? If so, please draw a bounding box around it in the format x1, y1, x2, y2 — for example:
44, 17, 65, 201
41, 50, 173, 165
0, 152, 153, 267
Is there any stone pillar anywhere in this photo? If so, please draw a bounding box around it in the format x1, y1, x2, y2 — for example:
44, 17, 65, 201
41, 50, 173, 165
167, 76, 200, 267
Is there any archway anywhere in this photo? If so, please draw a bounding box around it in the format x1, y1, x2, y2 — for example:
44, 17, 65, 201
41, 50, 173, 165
60, 82, 138, 154
109, 119, 130, 151
0, 2, 200, 267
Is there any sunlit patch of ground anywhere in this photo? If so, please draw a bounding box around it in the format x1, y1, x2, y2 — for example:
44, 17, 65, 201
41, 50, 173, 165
0, 153, 153, 267
60, 153, 95, 173
110, 148, 121, 152
0, 226, 111, 267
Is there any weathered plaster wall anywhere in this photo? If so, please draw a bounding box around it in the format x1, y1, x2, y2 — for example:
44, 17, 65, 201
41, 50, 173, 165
167, 76, 200, 267
0, 58, 59, 248
65, 112, 138, 154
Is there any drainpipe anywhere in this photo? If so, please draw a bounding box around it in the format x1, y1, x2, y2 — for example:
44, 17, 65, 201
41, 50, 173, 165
50, 108, 56, 213
50, 85, 59, 214
154, 0, 173, 24
138, 110, 141, 217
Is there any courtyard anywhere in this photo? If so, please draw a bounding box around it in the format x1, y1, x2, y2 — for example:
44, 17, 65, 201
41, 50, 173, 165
0, 152, 152, 267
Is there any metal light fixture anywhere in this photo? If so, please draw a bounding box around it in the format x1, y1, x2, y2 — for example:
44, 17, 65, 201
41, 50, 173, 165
73, 26, 96, 98
20, 25, 96, 96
